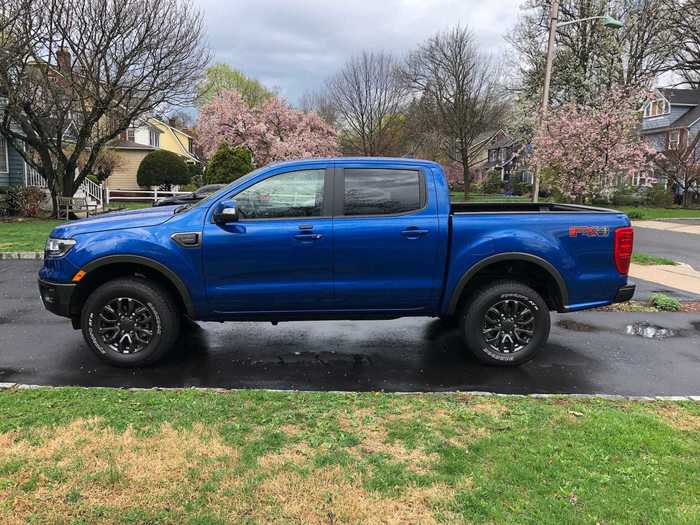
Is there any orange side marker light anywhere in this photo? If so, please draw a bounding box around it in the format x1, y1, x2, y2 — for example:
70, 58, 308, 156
72, 270, 87, 282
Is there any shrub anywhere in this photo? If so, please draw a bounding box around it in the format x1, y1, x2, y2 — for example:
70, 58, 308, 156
204, 144, 253, 184
642, 184, 673, 208
7, 185, 45, 217
626, 209, 644, 220
649, 293, 681, 312
511, 180, 532, 196
481, 171, 503, 194
136, 150, 191, 188
612, 186, 642, 207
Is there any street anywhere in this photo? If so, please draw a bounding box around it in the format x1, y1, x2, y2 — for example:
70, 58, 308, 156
1, 260, 699, 396
635, 223, 700, 270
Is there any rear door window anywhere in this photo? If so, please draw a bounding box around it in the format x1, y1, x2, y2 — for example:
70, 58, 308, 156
342, 169, 423, 216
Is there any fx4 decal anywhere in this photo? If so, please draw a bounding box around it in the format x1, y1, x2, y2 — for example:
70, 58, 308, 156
568, 226, 610, 238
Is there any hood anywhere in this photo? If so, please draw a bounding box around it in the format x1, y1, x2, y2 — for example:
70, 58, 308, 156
50, 205, 178, 238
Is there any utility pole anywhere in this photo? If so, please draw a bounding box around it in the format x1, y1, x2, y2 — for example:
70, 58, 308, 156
532, 0, 559, 203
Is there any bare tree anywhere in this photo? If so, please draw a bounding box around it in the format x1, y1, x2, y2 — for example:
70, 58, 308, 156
654, 132, 700, 208
0, 0, 208, 214
403, 25, 504, 198
666, 0, 700, 88
299, 88, 339, 128
326, 51, 407, 156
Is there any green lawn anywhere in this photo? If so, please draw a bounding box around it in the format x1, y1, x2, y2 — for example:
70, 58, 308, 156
0, 388, 697, 524
0, 219, 62, 252
618, 206, 700, 220
106, 200, 151, 210
632, 252, 678, 266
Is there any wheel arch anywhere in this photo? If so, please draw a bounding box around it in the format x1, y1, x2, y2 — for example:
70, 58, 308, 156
69, 255, 196, 320
447, 252, 569, 314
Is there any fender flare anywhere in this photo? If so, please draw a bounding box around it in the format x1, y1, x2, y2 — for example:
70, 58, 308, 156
81, 255, 196, 317
447, 252, 569, 314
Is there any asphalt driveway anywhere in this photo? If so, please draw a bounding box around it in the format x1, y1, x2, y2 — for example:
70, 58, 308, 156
1, 260, 699, 395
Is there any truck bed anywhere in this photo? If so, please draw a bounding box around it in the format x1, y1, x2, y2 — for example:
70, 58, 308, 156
451, 202, 620, 214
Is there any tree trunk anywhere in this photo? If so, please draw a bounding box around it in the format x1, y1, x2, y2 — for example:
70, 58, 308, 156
462, 155, 470, 201
682, 186, 690, 208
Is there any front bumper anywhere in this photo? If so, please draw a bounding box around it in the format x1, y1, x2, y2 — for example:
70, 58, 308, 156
38, 279, 75, 318
612, 284, 636, 304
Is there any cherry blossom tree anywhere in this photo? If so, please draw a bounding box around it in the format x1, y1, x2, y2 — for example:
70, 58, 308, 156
531, 90, 654, 202
196, 90, 339, 165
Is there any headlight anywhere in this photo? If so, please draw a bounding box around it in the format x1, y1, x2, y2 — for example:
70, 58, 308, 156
45, 238, 76, 258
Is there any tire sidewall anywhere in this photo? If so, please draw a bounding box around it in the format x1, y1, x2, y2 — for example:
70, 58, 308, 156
463, 286, 550, 365
81, 280, 173, 367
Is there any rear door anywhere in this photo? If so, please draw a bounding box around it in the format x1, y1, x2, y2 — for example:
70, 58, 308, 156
331, 165, 439, 311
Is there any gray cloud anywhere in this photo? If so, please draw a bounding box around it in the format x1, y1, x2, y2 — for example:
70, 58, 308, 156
196, 0, 522, 104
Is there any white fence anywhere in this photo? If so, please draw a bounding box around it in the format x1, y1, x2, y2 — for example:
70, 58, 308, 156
105, 187, 191, 205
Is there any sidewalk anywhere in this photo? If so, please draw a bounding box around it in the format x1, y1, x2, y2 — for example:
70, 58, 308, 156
629, 262, 700, 295
633, 220, 700, 235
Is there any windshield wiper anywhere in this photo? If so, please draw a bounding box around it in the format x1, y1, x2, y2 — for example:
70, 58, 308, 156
174, 204, 191, 214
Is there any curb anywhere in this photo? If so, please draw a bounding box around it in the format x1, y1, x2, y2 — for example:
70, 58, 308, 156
0, 252, 43, 260
0, 383, 698, 401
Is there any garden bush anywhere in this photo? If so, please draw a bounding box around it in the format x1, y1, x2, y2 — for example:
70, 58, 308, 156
642, 184, 674, 208
481, 171, 503, 194
6, 185, 45, 217
204, 144, 253, 184
136, 150, 191, 189
649, 293, 681, 312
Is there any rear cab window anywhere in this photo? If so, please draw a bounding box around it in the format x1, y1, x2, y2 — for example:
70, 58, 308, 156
340, 168, 425, 216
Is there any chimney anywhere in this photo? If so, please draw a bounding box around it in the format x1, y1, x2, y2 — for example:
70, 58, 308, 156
56, 48, 71, 71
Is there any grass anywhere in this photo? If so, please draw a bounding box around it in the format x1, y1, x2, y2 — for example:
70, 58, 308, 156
649, 293, 683, 312
0, 388, 698, 524
106, 200, 151, 210
632, 252, 678, 266
618, 206, 700, 220
0, 219, 62, 252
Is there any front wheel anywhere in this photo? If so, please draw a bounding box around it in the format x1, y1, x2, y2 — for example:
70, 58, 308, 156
81, 277, 180, 367
461, 280, 550, 366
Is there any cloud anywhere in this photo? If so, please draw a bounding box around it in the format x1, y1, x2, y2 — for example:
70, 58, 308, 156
195, 0, 522, 104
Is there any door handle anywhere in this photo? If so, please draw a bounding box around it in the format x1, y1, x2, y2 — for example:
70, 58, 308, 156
294, 233, 323, 241
401, 227, 429, 239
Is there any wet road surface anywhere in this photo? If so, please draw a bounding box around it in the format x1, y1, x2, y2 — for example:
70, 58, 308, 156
1, 261, 699, 395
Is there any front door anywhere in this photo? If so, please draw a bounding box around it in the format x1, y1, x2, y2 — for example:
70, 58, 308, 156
204, 166, 333, 314
332, 166, 439, 311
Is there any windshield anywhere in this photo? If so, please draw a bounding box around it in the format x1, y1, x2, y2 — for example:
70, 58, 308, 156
174, 167, 267, 214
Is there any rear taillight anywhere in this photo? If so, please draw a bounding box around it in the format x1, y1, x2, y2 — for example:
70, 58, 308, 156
614, 227, 634, 274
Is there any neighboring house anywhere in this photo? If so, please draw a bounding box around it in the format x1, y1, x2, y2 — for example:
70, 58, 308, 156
484, 132, 530, 185
0, 134, 29, 188
105, 116, 199, 190
640, 87, 700, 188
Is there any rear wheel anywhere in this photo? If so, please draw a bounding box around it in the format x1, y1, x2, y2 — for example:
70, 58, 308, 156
81, 278, 180, 367
461, 280, 550, 366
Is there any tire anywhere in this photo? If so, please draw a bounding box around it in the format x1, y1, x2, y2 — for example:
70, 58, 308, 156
80, 277, 180, 367
460, 280, 550, 366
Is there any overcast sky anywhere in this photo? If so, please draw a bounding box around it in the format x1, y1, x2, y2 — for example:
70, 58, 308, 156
196, 0, 524, 105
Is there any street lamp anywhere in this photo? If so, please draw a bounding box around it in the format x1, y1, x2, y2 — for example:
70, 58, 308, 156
531, 3, 624, 203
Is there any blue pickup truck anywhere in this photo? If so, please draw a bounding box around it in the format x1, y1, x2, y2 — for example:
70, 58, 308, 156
38, 157, 635, 367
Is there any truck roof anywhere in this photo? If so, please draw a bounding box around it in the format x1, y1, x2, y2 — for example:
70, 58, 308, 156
264, 157, 443, 170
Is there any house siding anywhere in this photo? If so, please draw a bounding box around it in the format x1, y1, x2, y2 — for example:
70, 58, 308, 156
0, 141, 26, 187
105, 149, 151, 189
642, 106, 690, 131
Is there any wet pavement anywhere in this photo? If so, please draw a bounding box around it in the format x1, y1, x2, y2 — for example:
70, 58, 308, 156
1, 261, 699, 395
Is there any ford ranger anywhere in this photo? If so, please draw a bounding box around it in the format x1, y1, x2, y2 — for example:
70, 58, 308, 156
38, 157, 635, 367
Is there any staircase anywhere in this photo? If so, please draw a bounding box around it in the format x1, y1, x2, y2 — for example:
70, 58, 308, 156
25, 166, 104, 210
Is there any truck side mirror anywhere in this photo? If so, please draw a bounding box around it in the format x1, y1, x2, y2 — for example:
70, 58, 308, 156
213, 199, 239, 224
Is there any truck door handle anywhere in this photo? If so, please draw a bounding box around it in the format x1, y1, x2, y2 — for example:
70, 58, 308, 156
401, 227, 429, 239
294, 233, 323, 241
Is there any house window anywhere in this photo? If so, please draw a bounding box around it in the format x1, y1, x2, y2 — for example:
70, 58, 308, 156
644, 98, 669, 118
488, 149, 497, 162
0, 136, 8, 173
669, 130, 681, 149
149, 129, 160, 147
127, 128, 135, 142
